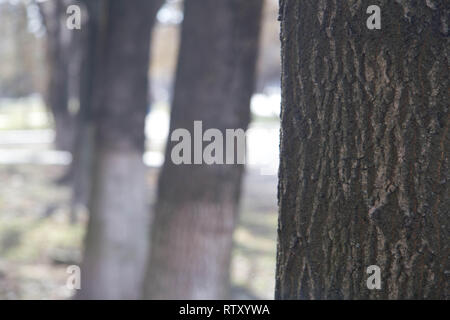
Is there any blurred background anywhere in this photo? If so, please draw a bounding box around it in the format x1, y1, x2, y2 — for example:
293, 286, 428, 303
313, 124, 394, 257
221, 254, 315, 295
0, 0, 280, 299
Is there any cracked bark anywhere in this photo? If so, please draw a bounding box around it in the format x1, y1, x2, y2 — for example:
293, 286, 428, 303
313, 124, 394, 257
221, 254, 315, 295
276, 0, 448, 299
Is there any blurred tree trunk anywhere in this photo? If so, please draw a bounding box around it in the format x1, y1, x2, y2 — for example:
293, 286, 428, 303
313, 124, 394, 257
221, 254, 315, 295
77, 0, 162, 299
276, 0, 449, 299
38, 0, 74, 151
68, 0, 100, 222
145, 0, 264, 299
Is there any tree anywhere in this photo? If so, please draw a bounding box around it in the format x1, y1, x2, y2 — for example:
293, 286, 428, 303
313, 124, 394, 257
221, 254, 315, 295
144, 0, 264, 299
77, 0, 163, 299
38, 0, 75, 151
276, 0, 448, 299
68, 0, 100, 222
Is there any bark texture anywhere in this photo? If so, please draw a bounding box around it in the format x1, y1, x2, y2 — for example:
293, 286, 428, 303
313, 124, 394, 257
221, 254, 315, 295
78, 0, 162, 299
145, 0, 264, 299
276, 0, 449, 299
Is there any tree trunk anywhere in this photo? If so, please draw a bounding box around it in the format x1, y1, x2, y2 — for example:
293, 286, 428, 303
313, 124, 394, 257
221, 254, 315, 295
276, 0, 449, 299
39, 0, 75, 151
69, 0, 101, 222
77, 0, 162, 299
144, 0, 264, 299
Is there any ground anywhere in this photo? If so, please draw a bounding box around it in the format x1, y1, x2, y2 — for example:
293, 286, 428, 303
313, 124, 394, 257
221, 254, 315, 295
0, 164, 278, 300
0, 97, 279, 299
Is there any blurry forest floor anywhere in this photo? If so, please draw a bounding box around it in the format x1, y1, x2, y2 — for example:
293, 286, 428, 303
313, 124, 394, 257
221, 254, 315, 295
0, 98, 279, 300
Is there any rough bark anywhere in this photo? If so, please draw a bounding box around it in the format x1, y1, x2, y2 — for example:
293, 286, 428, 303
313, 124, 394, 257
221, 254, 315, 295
276, 0, 449, 299
144, 0, 264, 299
77, 0, 162, 299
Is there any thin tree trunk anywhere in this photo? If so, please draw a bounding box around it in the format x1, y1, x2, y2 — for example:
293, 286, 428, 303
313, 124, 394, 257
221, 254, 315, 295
77, 0, 162, 299
276, 0, 449, 299
69, 0, 100, 222
144, 0, 264, 299
39, 0, 75, 151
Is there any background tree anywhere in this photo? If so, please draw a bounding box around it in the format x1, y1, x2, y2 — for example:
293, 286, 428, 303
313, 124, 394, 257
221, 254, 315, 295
276, 0, 449, 299
77, 0, 163, 299
68, 0, 101, 222
38, 0, 75, 151
145, 0, 264, 299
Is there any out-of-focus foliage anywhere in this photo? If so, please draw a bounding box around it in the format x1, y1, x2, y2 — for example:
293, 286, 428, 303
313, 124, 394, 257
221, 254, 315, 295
0, 0, 46, 98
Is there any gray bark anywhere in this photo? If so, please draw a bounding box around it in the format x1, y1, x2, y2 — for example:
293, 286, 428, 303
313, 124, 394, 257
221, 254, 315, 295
69, 0, 100, 221
38, 0, 75, 151
77, 0, 162, 299
276, 0, 449, 299
144, 0, 264, 299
